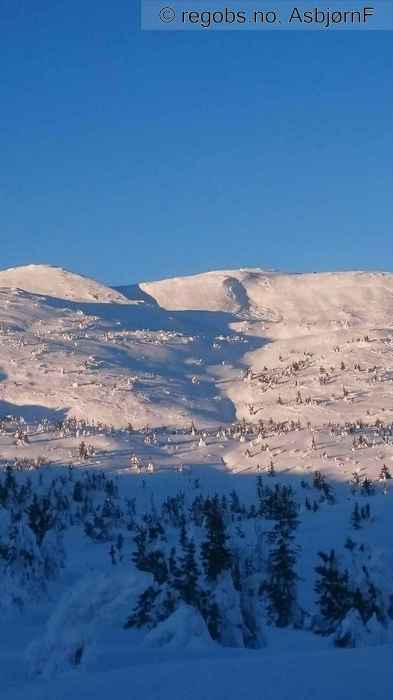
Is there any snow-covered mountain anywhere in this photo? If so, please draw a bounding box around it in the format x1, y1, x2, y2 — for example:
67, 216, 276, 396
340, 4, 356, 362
2, 263, 393, 700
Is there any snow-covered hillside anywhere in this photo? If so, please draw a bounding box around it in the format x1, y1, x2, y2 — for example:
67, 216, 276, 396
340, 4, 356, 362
2, 265, 393, 432
142, 268, 393, 330
2, 263, 393, 699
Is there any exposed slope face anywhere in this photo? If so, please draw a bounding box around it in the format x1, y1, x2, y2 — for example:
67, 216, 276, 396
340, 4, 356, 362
0, 265, 128, 304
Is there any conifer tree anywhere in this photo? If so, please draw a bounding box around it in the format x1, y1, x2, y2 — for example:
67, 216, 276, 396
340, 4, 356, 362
27, 495, 55, 546
256, 475, 264, 516
132, 525, 168, 584
201, 500, 231, 582
177, 538, 200, 606
380, 464, 392, 480
124, 586, 161, 628
230, 490, 242, 516
361, 478, 375, 496
314, 550, 352, 632
267, 460, 276, 477
263, 519, 299, 627
351, 503, 362, 529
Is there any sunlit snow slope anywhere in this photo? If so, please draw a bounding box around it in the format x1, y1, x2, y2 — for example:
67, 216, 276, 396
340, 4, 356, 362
1, 264, 393, 431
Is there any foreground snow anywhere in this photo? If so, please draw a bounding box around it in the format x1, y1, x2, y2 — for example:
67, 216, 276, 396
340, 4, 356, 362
5, 644, 393, 700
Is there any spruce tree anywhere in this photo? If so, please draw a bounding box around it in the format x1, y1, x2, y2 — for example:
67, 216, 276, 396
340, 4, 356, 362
177, 538, 200, 606
380, 464, 392, 480
125, 586, 161, 628
314, 550, 352, 632
263, 520, 299, 627
27, 495, 55, 546
256, 476, 264, 516
361, 478, 375, 496
351, 503, 362, 529
132, 525, 168, 584
201, 500, 231, 582
267, 461, 276, 477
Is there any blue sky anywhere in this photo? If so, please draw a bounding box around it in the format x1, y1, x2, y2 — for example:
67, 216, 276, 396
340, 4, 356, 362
0, 1, 392, 284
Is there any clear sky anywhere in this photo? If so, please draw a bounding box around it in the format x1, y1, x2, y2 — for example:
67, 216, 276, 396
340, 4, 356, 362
0, 1, 392, 284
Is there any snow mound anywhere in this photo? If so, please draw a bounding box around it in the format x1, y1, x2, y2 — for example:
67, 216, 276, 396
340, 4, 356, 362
142, 604, 215, 650
0, 265, 128, 303
26, 572, 143, 678
334, 611, 391, 648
